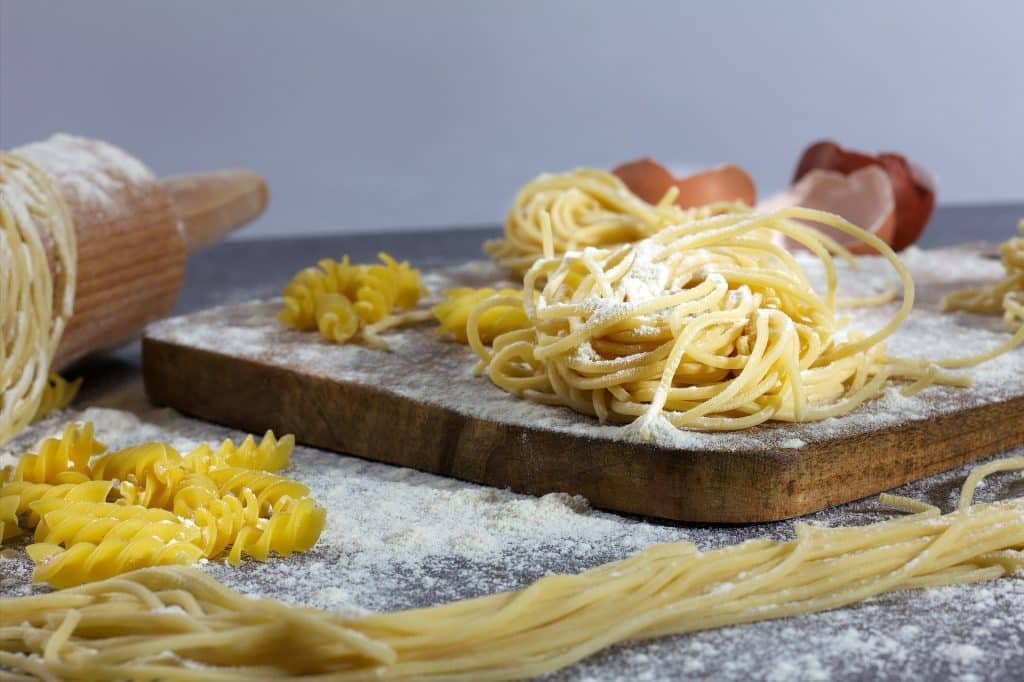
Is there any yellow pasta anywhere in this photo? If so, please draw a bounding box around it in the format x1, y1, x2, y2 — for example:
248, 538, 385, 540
0, 151, 77, 447
1, 456, 1020, 680
26, 536, 205, 590
469, 203, 1023, 433
279, 256, 366, 331
942, 219, 1024, 331
90, 442, 186, 510
0, 495, 19, 541
432, 287, 529, 344
0, 422, 325, 586
226, 496, 326, 566
206, 467, 310, 515
188, 488, 263, 558
181, 431, 294, 474
32, 373, 82, 421
316, 292, 361, 343
279, 252, 428, 348
484, 168, 747, 274
0, 480, 113, 530
2, 422, 103, 484
31, 501, 189, 546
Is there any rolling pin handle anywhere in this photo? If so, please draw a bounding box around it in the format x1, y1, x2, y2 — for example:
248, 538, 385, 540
161, 170, 269, 252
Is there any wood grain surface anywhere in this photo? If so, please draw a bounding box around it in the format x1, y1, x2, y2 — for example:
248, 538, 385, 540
12, 136, 268, 371
142, 252, 1024, 523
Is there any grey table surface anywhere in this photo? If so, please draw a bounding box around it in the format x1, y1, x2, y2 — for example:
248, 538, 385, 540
9, 203, 1024, 681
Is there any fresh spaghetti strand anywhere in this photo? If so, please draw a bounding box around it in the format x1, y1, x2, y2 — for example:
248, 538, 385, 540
941, 219, 1024, 332
0, 456, 1021, 680
484, 168, 747, 275
0, 151, 77, 446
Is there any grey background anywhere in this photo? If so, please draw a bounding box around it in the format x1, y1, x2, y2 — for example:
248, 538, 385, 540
2, 0, 1023, 239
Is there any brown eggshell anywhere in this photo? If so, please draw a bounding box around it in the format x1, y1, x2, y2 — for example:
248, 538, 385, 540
611, 158, 676, 205
758, 166, 896, 255
613, 158, 756, 208
672, 164, 756, 209
793, 140, 878, 181
793, 140, 936, 251
878, 154, 936, 251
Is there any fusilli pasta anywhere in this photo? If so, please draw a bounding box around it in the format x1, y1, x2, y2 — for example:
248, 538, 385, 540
279, 252, 427, 347
2, 422, 103, 484
1, 422, 325, 587
432, 287, 528, 344
32, 374, 82, 421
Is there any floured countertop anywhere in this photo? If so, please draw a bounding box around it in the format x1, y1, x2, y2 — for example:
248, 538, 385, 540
3, 238, 1024, 681
2, 405, 1022, 681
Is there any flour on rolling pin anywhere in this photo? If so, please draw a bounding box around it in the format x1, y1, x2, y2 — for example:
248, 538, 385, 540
16, 134, 157, 218
7, 134, 268, 371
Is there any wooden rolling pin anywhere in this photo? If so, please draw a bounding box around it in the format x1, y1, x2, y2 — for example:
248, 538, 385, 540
13, 134, 268, 371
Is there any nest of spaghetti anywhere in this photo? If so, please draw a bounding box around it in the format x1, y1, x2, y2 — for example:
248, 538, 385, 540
467, 207, 984, 435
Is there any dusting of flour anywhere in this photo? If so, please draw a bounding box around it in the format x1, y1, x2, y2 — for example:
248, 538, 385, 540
2, 404, 1021, 681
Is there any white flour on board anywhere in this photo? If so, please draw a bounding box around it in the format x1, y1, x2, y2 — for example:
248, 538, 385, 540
147, 246, 1024, 454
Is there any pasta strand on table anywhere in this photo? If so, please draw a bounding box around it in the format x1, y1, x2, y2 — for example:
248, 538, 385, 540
1, 456, 1020, 681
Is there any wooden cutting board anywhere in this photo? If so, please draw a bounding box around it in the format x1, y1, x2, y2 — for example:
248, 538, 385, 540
142, 248, 1024, 522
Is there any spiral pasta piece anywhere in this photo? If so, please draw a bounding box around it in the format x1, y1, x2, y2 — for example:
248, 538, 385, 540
90, 442, 185, 509
432, 288, 529, 344
90, 442, 182, 482
484, 168, 747, 274
227, 496, 327, 565
206, 467, 310, 515
0, 480, 113, 530
188, 488, 262, 558
279, 256, 365, 331
26, 536, 205, 589
316, 293, 361, 343
180, 431, 293, 475
3, 422, 104, 484
354, 253, 423, 323
32, 374, 82, 421
32, 501, 191, 546
279, 252, 426, 347
0, 495, 20, 541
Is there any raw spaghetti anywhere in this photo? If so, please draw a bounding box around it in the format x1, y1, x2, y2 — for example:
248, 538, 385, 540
468, 205, 1024, 434
0, 456, 1021, 680
0, 151, 77, 446
484, 168, 746, 275
941, 219, 1024, 332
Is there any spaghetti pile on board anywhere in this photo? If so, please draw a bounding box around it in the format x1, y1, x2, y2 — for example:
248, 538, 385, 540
469, 206, 1023, 433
